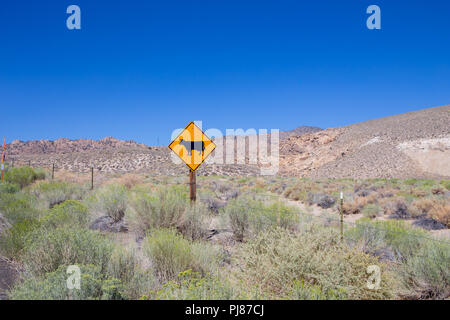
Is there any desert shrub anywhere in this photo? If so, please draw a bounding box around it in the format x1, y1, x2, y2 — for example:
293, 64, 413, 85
224, 197, 298, 241
143, 229, 193, 282
382, 197, 410, 219
397, 240, 450, 299
30, 181, 85, 208
41, 200, 90, 229
4, 166, 45, 188
223, 198, 249, 241
345, 219, 430, 261
190, 241, 224, 276
0, 218, 40, 259
343, 194, 377, 215
143, 229, 219, 283
307, 193, 336, 209
95, 184, 128, 221
440, 180, 450, 191
144, 269, 236, 300
107, 246, 139, 285
247, 200, 298, 235
22, 226, 113, 276
231, 226, 395, 299
0, 192, 41, 224
128, 186, 188, 235
288, 280, 347, 300
106, 173, 144, 189
362, 204, 382, 219
33, 168, 47, 180
427, 200, 450, 227
0, 183, 20, 194
283, 179, 322, 202
411, 198, 435, 217
10, 264, 124, 300
178, 203, 209, 240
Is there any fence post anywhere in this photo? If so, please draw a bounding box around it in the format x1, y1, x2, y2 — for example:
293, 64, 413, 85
189, 169, 196, 202
91, 167, 94, 190
340, 191, 344, 242
52, 163, 55, 180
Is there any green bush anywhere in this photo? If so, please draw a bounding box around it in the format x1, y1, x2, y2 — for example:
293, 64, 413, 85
288, 280, 347, 300
0, 192, 41, 224
223, 198, 249, 241
22, 226, 113, 276
30, 181, 85, 208
0, 183, 20, 194
143, 229, 194, 282
178, 203, 208, 241
362, 204, 381, 219
128, 186, 187, 235
106, 246, 155, 299
232, 226, 396, 299
397, 239, 450, 299
4, 166, 45, 188
143, 229, 220, 283
0, 218, 40, 259
224, 197, 298, 241
145, 269, 236, 300
247, 200, 298, 235
440, 180, 450, 191
41, 200, 90, 229
10, 264, 124, 300
96, 184, 128, 221
345, 219, 429, 261
107, 246, 139, 285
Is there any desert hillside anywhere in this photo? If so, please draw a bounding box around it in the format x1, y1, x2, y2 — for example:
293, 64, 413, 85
280, 105, 450, 179
4, 105, 450, 178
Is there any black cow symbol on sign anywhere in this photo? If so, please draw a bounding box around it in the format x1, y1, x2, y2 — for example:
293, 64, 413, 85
179, 138, 205, 156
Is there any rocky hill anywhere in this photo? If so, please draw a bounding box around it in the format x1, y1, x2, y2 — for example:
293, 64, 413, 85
6, 137, 147, 155
280, 105, 450, 179
4, 105, 450, 178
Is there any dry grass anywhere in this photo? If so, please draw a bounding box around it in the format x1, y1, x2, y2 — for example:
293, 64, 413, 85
428, 200, 450, 227
54, 170, 90, 185
104, 173, 144, 189
343, 193, 377, 215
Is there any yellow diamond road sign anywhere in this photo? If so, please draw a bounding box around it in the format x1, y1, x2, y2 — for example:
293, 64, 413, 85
168, 122, 216, 171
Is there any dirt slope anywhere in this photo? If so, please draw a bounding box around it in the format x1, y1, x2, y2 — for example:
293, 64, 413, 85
280, 105, 450, 178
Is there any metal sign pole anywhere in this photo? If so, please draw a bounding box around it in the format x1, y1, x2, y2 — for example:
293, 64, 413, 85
189, 169, 196, 202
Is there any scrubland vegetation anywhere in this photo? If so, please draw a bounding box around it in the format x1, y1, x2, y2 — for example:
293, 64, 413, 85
0, 166, 449, 300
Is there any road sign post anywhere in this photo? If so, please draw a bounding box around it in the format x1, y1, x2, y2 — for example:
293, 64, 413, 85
168, 122, 216, 203
189, 169, 196, 202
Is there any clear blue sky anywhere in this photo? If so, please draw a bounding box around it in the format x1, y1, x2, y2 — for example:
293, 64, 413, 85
1, 0, 449, 145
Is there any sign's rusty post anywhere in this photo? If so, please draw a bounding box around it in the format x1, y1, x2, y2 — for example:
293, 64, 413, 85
189, 169, 196, 202
91, 167, 94, 190
340, 191, 344, 242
